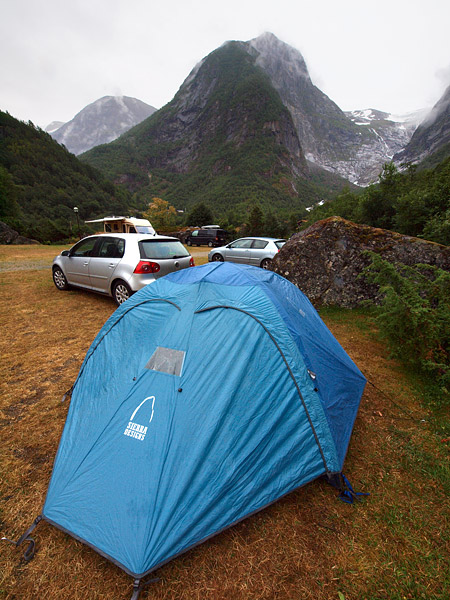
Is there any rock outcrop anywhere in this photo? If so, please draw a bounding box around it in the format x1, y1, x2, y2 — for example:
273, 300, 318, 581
0, 221, 39, 245
271, 217, 450, 307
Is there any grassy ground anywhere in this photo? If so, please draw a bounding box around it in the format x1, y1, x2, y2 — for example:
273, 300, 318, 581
0, 245, 449, 600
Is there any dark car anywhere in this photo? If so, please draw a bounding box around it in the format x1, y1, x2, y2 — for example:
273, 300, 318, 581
186, 228, 228, 247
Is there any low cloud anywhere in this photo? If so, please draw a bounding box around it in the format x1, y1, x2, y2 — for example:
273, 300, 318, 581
436, 64, 450, 86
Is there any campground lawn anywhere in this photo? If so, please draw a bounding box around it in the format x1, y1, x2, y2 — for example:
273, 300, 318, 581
0, 245, 449, 600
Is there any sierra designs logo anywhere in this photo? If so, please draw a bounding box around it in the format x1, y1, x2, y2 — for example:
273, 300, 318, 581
123, 395, 155, 441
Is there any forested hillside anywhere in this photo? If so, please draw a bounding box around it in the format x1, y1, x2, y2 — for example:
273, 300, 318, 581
0, 111, 134, 242
305, 160, 450, 245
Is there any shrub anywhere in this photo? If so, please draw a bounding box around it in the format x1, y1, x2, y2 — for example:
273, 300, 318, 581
363, 252, 450, 398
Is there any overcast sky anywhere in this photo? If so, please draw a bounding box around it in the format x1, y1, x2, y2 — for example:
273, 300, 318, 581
2, 0, 449, 128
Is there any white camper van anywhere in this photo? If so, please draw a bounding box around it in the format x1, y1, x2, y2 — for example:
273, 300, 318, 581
85, 216, 156, 235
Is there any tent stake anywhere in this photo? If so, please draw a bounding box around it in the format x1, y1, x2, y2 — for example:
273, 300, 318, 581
130, 579, 142, 600
1, 515, 42, 562
130, 576, 160, 599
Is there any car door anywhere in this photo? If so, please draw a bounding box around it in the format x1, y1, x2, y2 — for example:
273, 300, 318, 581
88, 237, 125, 293
222, 238, 254, 263
249, 239, 269, 266
189, 230, 199, 246
64, 237, 98, 288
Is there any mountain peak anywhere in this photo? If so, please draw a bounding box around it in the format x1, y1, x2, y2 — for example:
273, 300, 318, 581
50, 96, 156, 155
252, 31, 282, 44
83, 39, 310, 208
249, 32, 310, 82
45, 120, 65, 134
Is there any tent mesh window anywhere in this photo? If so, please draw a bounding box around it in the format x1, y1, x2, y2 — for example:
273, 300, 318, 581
145, 347, 185, 376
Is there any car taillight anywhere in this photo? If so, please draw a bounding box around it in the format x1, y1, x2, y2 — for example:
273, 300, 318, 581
134, 260, 160, 274
189, 257, 195, 267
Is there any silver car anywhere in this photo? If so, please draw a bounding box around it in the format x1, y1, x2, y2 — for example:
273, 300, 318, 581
208, 237, 285, 269
52, 234, 194, 305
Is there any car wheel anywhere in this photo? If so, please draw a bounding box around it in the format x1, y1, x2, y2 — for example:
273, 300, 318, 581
187, 239, 192, 246
53, 267, 70, 290
112, 280, 132, 305
212, 254, 224, 262
260, 258, 271, 269
208, 241, 213, 247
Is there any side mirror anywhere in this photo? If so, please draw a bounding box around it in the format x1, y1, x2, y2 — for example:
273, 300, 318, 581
61, 250, 70, 256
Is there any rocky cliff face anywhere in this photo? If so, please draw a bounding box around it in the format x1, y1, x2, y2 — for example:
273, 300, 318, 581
394, 84, 450, 166
84, 41, 309, 197
247, 33, 418, 185
50, 96, 156, 155
271, 216, 450, 307
163, 41, 308, 178
344, 108, 420, 182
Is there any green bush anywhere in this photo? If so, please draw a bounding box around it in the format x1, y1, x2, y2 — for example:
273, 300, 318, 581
363, 252, 450, 398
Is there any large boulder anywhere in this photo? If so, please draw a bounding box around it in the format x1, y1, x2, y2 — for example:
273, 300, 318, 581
0, 221, 39, 245
271, 216, 450, 307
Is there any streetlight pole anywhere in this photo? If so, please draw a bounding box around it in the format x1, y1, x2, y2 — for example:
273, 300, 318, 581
73, 206, 81, 239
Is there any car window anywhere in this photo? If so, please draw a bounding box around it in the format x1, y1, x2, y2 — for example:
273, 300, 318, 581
70, 237, 98, 257
252, 240, 268, 249
191, 230, 198, 237
275, 240, 286, 250
97, 237, 125, 259
229, 239, 254, 249
139, 240, 190, 259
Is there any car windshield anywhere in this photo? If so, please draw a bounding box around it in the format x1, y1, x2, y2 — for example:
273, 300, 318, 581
139, 239, 190, 259
136, 226, 153, 234
275, 240, 286, 250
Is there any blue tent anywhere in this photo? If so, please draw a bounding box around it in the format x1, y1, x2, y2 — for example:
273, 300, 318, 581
42, 262, 366, 588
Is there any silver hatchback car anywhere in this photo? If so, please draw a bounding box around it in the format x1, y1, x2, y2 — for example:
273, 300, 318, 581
52, 234, 194, 305
208, 237, 285, 269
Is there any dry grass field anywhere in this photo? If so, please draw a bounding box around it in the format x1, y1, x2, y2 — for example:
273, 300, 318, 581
0, 244, 449, 600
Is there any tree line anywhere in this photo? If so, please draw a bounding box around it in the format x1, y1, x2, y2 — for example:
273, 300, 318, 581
0, 111, 135, 243
305, 160, 450, 245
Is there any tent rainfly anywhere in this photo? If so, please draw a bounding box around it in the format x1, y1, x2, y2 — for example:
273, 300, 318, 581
8, 262, 367, 598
